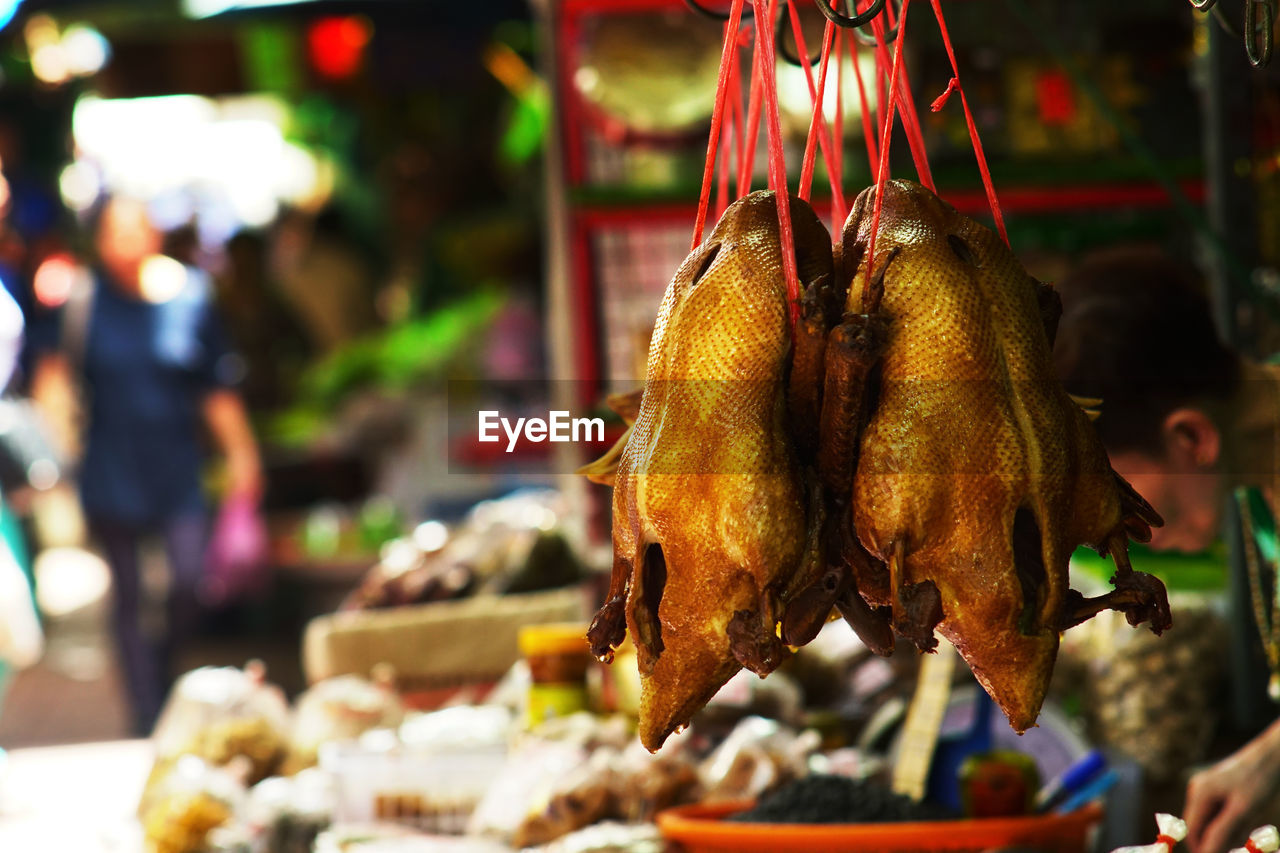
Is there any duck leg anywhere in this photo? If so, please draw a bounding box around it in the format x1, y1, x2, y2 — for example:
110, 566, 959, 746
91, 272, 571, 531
1060, 533, 1171, 634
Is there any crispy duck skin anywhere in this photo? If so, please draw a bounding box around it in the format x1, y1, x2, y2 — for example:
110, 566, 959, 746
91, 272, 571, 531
587, 191, 834, 751
840, 180, 1170, 733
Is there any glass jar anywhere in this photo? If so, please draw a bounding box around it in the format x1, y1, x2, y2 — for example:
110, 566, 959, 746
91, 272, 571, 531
518, 623, 592, 728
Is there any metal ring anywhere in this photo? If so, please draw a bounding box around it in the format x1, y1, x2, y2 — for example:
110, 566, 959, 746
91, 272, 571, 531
816, 0, 886, 29
778, 0, 822, 66
854, 21, 899, 45
682, 0, 754, 22
1188, 0, 1217, 10
1246, 0, 1274, 66
850, 0, 899, 46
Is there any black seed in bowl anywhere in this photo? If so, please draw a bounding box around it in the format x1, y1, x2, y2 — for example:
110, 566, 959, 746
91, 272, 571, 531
727, 775, 958, 824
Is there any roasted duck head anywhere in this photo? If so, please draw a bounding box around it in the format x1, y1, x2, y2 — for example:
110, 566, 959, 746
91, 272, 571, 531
586, 191, 834, 751
839, 179, 1170, 732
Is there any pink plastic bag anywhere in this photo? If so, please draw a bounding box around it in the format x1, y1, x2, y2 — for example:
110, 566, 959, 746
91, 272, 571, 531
202, 495, 269, 606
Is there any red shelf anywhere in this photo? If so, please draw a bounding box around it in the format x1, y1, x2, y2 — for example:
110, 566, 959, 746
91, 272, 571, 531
572, 178, 1206, 226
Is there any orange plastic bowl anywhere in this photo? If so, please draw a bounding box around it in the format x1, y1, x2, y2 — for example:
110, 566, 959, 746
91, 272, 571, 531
656, 799, 1104, 853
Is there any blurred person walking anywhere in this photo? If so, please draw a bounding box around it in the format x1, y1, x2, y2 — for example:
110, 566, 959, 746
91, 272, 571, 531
30, 197, 262, 734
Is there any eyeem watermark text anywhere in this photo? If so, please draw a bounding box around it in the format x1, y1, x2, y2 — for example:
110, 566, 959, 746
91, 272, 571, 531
478, 410, 605, 452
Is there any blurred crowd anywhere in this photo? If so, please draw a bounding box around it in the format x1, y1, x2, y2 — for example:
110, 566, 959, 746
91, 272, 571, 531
0, 97, 546, 735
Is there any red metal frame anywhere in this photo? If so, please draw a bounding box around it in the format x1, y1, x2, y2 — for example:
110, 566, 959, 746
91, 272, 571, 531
571, 178, 1206, 226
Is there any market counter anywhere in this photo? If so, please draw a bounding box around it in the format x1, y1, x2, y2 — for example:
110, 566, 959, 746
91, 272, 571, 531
0, 738, 152, 852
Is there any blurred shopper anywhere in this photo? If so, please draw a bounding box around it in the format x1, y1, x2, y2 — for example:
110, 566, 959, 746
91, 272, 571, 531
0, 283, 42, 720
270, 206, 378, 354
1054, 247, 1280, 852
215, 229, 309, 412
30, 197, 262, 734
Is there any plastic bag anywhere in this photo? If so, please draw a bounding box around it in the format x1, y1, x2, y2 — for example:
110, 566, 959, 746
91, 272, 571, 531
283, 668, 404, 775
1229, 825, 1280, 853
698, 716, 820, 803
203, 494, 270, 606
141, 662, 290, 816
1111, 813, 1187, 853
142, 755, 246, 853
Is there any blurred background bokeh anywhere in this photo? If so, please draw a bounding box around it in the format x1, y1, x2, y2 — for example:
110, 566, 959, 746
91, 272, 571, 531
0, 0, 551, 747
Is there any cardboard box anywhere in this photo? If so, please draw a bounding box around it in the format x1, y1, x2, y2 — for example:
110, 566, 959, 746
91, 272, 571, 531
303, 586, 592, 707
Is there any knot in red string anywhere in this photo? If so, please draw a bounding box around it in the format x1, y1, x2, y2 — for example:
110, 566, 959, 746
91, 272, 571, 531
931, 77, 959, 112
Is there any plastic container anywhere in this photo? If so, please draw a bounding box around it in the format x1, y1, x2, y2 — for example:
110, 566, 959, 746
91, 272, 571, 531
655, 799, 1104, 853
321, 706, 513, 835
518, 622, 591, 727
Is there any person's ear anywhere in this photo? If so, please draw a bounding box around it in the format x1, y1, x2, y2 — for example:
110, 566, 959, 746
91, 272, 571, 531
1161, 408, 1221, 469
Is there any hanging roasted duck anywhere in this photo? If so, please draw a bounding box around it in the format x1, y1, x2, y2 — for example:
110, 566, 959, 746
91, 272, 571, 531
584, 180, 1171, 750
828, 179, 1170, 732
584, 191, 840, 751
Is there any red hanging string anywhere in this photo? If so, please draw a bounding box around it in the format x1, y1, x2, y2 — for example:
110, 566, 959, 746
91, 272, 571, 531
691, 0, 747, 251
847, 28, 878, 176
861, 0, 911, 306
874, 12, 888, 139
830, 26, 846, 233
927, 0, 1008, 244
730, 45, 745, 196
789, 7, 842, 213
715, 74, 734, 222
755, 0, 801, 327
738, 21, 764, 198
715, 38, 743, 224
864, 13, 933, 191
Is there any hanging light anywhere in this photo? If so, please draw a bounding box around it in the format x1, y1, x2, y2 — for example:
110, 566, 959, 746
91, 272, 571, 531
308, 16, 372, 79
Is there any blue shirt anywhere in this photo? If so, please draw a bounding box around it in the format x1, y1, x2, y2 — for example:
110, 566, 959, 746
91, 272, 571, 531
33, 268, 239, 525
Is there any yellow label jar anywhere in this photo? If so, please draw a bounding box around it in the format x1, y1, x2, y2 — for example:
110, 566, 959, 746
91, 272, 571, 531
518, 623, 592, 728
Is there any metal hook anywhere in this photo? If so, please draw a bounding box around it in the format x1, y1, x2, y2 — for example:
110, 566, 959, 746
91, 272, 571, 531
682, 0, 755, 22
777, 0, 822, 66
1189, 0, 1273, 66
816, 0, 887, 29
682, 0, 816, 67
1246, 0, 1274, 66
853, 0, 900, 46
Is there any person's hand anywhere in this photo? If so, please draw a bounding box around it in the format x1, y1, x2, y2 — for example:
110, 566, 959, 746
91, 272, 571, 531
225, 449, 264, 503
1185, 725, 1280, 852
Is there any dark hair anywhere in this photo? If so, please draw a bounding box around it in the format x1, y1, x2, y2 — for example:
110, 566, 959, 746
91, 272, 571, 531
1053, 246, 1241, 454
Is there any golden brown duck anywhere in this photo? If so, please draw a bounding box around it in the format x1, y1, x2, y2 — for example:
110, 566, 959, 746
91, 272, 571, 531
585, 190, 834, 751
836, 179, 1170, 731
585, 180, 1171, 749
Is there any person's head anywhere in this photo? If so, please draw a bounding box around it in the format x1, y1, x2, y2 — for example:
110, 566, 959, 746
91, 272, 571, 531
1054, 246, 1241, 552
93, 196, 162, 286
